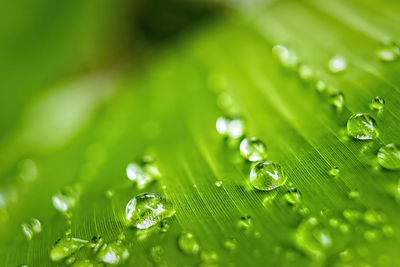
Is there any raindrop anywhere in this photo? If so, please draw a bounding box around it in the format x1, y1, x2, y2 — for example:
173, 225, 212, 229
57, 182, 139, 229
331, 92, 344, 110
125, 193, 176, 229
347, 113, 378, 140
178, 232, 200, 255
239, 137, 267, 162
328, 166, 340, 177
96, 241, 130, 265
52, 185, 80, 214
377, 144, 400, 170
328, 56, 347, 73
21, 218, 42, 240
249, 161, 287, 191
370, 96, 385, 111
283, 187, 301, 206
126, 156, 161, 189
215, 180, 223, 187
90, 235, 104, 253
216, 116, 245, 140
50, 236, 88, 262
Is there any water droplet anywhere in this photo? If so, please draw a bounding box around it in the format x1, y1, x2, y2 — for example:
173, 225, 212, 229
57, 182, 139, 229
339, 223, 350, 234
201, 250, 219, 262
377, 144, 400, 170
376, 45, 399, 62
342, 209, 361, 222
348, 189, 360, 199
150, 245, 164, 263
126, 157, 161, 189
284, 187, 301, 206
329, 166, 340, 177
298, 64, 313, 81
52, 185, 80, 213
315, 80, 327, 92
239, 137, 267, 162
50, 236, 88, 262
329, 218, 339, 228
125, 193, 175, 229
18, 159, 38, 182
370, 96, 385, 111
224, 238, 238, 251
158, 220, 170, 233
328, 56, 347, 73
97, 241, 130, 265
364, 229, 379, 242
272, 45, 299, 68
178, 232, 200, 255
347, 113, 378, 140
295, 217, 332, 260
216, 116, 244, 140
237, 215, 253, 230
364, 209, 384, 226
382, 225, 394, 237
65, 256, 76, 265
331, 92, 344, 110
215, 180, 223, 187
21, 218, 41, 240
249, 161, 287, 191
90, 235, 104, 253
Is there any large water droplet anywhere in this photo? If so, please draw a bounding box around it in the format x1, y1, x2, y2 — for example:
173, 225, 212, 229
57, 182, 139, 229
125, 193, 175, 229
377, 144, 400, 170
347, 113, 378, 140
239, 137, 267, 162
21, 218, 41, 240
328, 56, 347, 73
370, 96, 385, 111
96, 241, 130, 265
126, 156, 161, 189
50, 236, 88, 262
249, 161, 287, 191
52, 185, 80, 213
216, 116, 244, 140
178, 232, 200, 255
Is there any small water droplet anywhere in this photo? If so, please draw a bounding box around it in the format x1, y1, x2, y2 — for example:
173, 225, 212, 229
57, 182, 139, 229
21, 218, 41, 240
65, 256, 76, 265
215, 180, 223, 187
315, 80, 327, 92
126, 156, 161, 189
298, 64, 313, 81
224, 238, 238, 251
216, 116, 245, 140
178, 232, 200, 255
150, 245, 164, 263
376, 44, 399, 62
90, 235, 104, 253
249, 161, 287, 191
50, 236, 88, 262
329, 218, 339, 228
97, 241, 130, 265
382, 225, 394, 237
237, 215, 253, 230
339, 248, 353, 262
158, 220, 171, 233
377, 144, 400, 170
370, 96, 385, 111
272, 45, 299, 68
239, 137, 267, 162
348, 189, 360, 199
339, 223, 350, 234
284, 187, 301, 206
125, 193, 176, 229
364, 229, 379, 242
347, 113, 378, 140
342, 209, 361, 222
52, 185, 80, 214
201, 250, 219, 262
328, 166, 340, 177
364, 209, 385, 226
331, 92, 344, 110
105, 189, 115, 199
328, 56, 347, 73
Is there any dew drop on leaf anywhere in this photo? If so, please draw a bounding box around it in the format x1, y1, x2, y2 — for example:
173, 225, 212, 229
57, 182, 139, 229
239, 137, 267, 162
237, 214, 253, 231
377, 144, 400, 170
331, 92, 344, 110
50, 236, 88, 262
125, 193, 176, 229
328, 166, 340, 177
52, 185, 80, 214
96, 241, 130, 265
216, 116, 245, 140
178, 232, 200, 255
370, 96, 385, 111
284, 187, 301, 206
328, 56, 347, 73
346, 113, 378, 140
249, 161, 287, 191
21, 218, 41, 240
126, 156, 161, 189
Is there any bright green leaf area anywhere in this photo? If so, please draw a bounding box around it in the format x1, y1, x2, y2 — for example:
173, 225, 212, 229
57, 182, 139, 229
1, 0, 400, 266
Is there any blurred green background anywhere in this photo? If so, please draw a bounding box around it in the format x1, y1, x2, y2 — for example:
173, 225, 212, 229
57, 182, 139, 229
1, 0, 400, 266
